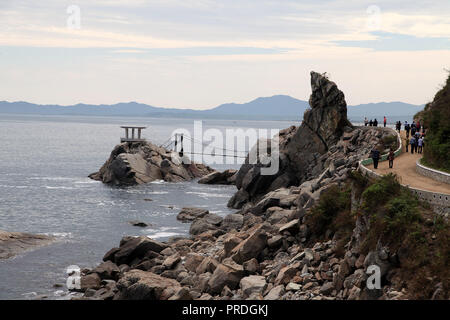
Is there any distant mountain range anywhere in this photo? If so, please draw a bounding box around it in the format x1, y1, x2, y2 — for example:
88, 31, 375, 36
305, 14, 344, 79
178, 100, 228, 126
0, 95, 424, 122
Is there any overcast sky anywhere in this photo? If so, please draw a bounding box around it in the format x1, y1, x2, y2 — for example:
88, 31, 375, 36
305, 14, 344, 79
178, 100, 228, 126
0, 0, 449, 108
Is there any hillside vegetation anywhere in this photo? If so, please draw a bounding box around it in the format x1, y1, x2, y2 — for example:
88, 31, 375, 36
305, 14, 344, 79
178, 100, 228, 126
307, 172, 449, 299
415, 72, 450, 171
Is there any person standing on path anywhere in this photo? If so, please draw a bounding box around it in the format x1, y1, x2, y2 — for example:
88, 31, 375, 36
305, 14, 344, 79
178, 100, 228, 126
418, 137, 423, 154
371, 148, 381, 169
410, 136, 416, 154
384, 116, 387, 127
388, 148, 395, 168
405, 122, 410, 139
364, 117, 368, 126
405, 136, 409, 152
415, 135, 419, 153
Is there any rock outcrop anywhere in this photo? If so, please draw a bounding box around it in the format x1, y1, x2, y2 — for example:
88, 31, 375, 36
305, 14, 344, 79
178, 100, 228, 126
229, 71, 370, 209
0, 230, 54, 259
89, 141, 214, 186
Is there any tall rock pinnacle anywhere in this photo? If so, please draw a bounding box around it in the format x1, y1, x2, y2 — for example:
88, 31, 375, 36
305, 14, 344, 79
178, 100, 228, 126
228, 71, 353, 209
304, 71, 351, 146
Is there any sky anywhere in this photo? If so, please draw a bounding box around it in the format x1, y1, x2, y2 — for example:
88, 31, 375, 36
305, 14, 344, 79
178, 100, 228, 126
0, 0, 449, 109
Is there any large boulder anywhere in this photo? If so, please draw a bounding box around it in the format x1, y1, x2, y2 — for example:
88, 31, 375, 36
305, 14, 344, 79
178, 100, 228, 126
198, 169, 237, 185
89, 141, 214, 186
106, 236, 168, 265
240, 275, 267, 298
80, 273, 102, 291
115, 270, 181, 300
230, 226, 267, 264
177, 208, 209, 222
221, 213, 244, 231
90, 261, 121, 280
189, 214, 223, 235
208, 262, 245, 294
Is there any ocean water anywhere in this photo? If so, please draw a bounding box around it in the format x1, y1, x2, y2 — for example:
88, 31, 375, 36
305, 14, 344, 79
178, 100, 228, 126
0, 114, 296, 299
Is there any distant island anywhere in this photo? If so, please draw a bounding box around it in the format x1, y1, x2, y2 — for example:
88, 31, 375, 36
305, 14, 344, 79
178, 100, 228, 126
0, 95, 423, 122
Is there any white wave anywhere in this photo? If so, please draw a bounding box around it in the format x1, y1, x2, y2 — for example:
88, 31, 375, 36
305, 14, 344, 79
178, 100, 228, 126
147, 191, 169, 195
30, 177, 77, 181
185, 191, 230, 198
73, 180, 98, 184
42, 232, 72, 239
44, 186, 77, 190
147, 231, 183, 239
53, 290, 67, 297
22, 292, 37, 298
150, 180, 166, 184
159, 226, 182, 231
0, 185, 31, 189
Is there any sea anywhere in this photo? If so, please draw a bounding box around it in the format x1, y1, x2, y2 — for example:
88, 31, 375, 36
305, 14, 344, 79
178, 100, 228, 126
0, 114, 297, 299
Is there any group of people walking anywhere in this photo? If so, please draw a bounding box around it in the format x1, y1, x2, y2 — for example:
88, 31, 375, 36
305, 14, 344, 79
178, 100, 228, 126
405, 120, 426, 154
369, 119, 426, 170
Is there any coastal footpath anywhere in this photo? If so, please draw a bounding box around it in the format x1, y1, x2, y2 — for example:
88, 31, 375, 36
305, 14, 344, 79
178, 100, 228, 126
78, 72, 448, 300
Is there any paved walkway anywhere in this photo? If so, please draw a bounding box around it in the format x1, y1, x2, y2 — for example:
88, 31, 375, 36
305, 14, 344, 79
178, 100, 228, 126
367, 130, 450, 194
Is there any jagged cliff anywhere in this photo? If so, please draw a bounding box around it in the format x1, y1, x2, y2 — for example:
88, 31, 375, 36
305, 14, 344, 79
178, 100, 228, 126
228, 72, 382, 209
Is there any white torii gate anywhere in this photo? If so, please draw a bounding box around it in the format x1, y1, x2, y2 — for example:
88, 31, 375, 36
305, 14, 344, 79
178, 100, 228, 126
120, 126, 146, 143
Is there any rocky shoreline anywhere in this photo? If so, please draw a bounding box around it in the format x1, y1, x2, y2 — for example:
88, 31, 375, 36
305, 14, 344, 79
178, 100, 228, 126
76, 72, 446, 300
0, 230, 55, 260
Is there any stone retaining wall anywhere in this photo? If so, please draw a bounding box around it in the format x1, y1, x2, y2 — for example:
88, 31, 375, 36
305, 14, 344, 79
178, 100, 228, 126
358, 161, 450, 217
416, 160, 450, 185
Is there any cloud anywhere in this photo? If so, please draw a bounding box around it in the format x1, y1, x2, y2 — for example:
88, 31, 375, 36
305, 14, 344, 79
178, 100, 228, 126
0, 0, 449, 108
335, 31, 450, 51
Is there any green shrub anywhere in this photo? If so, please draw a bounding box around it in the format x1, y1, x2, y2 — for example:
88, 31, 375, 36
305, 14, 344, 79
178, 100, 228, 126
384, 191, 421, 236
361, 173, 401, 210
309, 185, 351, 234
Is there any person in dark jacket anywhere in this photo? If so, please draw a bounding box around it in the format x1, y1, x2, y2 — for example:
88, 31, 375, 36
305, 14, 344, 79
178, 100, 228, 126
371, 148, 380, 169
405, 122, 410, 138
369, 119, 373, 126
388, 148, 395, 168
414, 134, 419, 153
410, 136, 416, 154
373, 119, 378, 127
